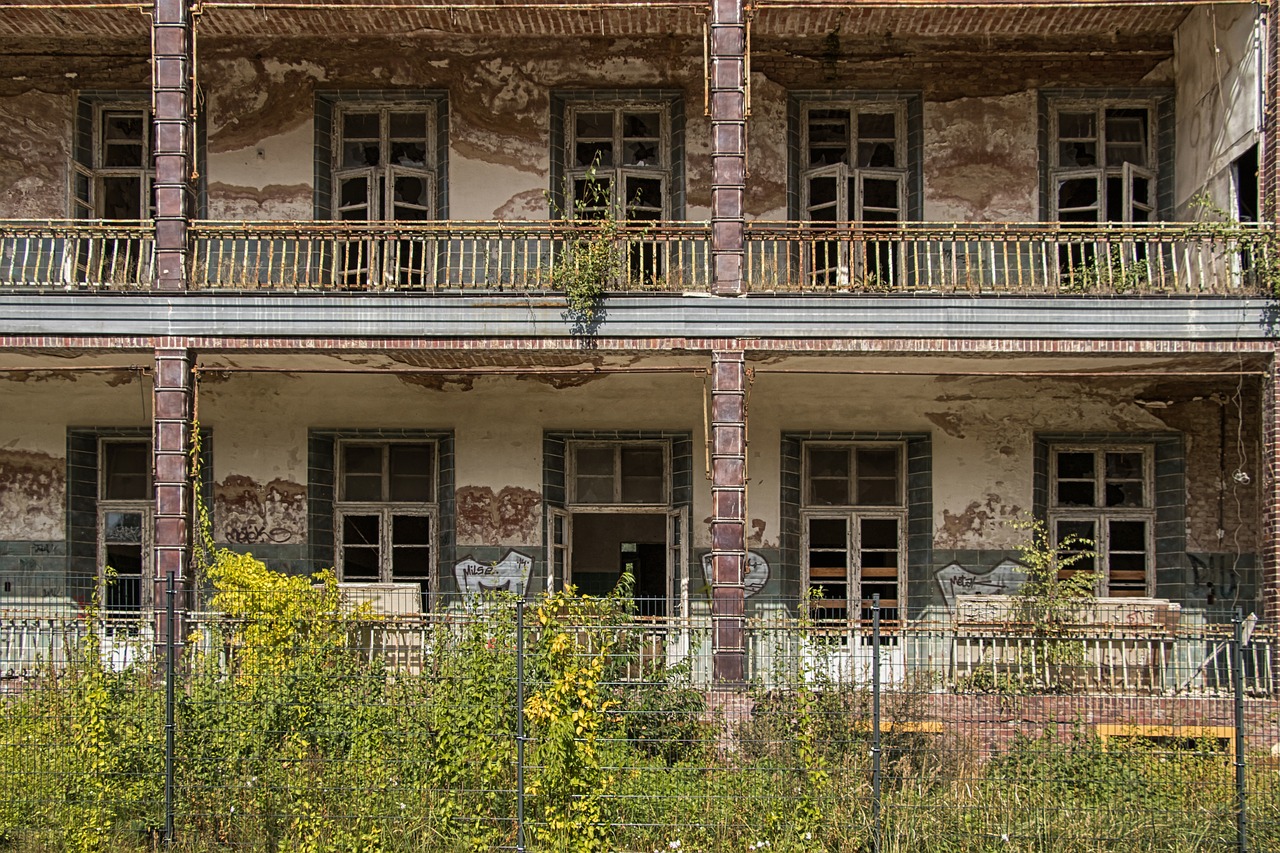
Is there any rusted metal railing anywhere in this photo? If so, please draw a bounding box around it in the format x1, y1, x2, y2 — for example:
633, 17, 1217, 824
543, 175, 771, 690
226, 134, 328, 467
0, 220, 154, 290
745, 221, 1278, 296
189, 220, 712, 293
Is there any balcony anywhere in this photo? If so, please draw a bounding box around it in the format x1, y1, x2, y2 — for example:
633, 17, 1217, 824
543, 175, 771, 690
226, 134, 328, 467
0, 220, 154, 290
189, 220, 712, 293
1, 219, 1273, 297
746, 222, 1277, 296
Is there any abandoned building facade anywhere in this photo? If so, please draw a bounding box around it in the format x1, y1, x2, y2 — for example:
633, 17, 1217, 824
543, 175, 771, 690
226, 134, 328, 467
0, 0, 1276, 683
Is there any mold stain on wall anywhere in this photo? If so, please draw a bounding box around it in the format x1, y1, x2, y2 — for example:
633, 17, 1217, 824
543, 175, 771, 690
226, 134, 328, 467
0, 449, 65, 541
456, 485, 542, 546
214, 474, 307, 545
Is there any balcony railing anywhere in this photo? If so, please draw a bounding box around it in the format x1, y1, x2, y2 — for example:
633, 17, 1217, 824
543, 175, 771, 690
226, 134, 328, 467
4, 219, 1274, 297
0, 220, 154, 290
745, 221, 1278, 296
189, 220, 712, 293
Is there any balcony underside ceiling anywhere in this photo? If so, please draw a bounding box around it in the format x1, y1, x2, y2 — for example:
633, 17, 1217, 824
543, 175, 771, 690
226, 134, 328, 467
0, 0, 1210, 40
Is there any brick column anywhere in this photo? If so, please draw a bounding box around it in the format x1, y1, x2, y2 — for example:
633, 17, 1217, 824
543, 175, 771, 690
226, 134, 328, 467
710, 349, 747, 682
709, 0, 746, 295
152, 0, 192, 290
1264, 357, 1280, 623
153, 346, 194, 647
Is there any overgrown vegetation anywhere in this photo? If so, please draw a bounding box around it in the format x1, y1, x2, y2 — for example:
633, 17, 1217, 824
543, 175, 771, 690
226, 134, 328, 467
0, 512, 1275, 850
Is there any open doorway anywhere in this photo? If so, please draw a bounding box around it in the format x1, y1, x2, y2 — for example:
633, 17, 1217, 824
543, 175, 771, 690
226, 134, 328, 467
570, 513, 668, 616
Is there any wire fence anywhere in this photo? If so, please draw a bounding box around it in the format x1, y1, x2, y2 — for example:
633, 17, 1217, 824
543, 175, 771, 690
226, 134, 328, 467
2, 578, 1278, 852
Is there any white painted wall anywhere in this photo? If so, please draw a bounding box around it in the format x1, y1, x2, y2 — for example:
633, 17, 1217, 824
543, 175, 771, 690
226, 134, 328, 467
1174, 4, 1260, 215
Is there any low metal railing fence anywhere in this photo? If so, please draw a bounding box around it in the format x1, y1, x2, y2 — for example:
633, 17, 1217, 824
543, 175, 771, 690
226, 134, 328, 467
745, 221, 1278, 295
0, 219, 154, 289
189, 220, 712, 292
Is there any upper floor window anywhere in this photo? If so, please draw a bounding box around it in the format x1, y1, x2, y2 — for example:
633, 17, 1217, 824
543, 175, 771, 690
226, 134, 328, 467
569, 442, 667, 506
795, 98, 913, 289
1049, 445, 1154, 597
1050, 102, 1157, 223
98, 439, 152, 615
335, 441, 436, 609
800, 102, 908, 225
333, 103, 437, 223
801, 443, 905, 625
73, 97, 153, 220
565, 103, 671, 221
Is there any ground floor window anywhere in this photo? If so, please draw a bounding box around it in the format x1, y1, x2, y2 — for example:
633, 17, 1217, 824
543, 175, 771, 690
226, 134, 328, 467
334, 440, 437, 610
544, 432, 693, 618
1048, 445, 1154, 597
98, 438, 152, 615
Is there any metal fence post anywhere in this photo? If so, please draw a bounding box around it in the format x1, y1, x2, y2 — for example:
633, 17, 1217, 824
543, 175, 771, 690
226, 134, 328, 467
164, 570, 176, 847
871, 594, 882, 853
516, 586, 526, 853
1232, 609, 1248, 853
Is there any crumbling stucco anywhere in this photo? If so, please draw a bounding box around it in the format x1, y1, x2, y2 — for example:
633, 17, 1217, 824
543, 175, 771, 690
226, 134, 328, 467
0, 92, 70, 219
0, 449, 64, 541
456, 485, 542, 546
937, 492, 1023, 550
199, 36, 709, 223
923, 92, 1038, 222
214, 474, 307, 545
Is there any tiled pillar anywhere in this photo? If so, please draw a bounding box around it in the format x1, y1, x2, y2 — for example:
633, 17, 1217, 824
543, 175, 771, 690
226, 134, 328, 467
1264, 356, 1280, 623
153, 346, 193, 647
1264, 6, 1279, 222
152, 0, 192, 291
710, 0, 746, 295
711, 349, 747, 682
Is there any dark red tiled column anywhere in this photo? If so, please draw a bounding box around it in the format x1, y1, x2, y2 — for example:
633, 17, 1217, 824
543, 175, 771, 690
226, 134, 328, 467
710, 0, 746, 295
711, 350, 747, 682
1263, 357, 1279, 624
152, 0, 192, 291
153, 346, 193, 648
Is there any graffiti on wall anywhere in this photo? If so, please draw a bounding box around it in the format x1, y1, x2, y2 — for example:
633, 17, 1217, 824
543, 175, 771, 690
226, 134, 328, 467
699, 551, 771, 597
215, 475, 307, 545
935, 559, 1029, 611
456, 485, 541, 546
453, 550, 533, 597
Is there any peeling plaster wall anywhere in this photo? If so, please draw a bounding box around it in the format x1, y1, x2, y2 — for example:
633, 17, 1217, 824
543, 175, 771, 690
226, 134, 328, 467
0, 91, 72, 219
198, 370, 710, 556
748, 368, 1259, 557
0, 449, 64, 541
1174, 5, 1260, 214
0, 370, 151, 601
201, 36, 712, 222
922, 92, 1039, 222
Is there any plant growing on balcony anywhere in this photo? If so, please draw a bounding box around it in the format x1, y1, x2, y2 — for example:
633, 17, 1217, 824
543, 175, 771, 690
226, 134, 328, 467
546, 161, 622, 331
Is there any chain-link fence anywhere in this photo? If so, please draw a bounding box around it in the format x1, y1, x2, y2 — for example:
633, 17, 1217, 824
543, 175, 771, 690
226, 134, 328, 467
2, 579, 1278, 852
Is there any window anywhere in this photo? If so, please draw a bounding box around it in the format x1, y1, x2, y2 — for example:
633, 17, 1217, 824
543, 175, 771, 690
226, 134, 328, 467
335, 442, 436, 609
1050, 102, 1157, 224
801, 444, 906, 625
329, 100, 440, 286
569, 442, 668, 506
1048, 446, 1154, 597
565, 103, 671, 221
97, 439, 152, 615
799, 101, 908, 287
73, 98, 153, 221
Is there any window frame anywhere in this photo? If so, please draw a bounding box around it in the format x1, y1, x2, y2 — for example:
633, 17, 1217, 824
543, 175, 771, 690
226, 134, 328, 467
333, 440, 439, 603
1048, 99, 1160, 223
96, 437, 153, 616
1047, 444, 1156, 597
73, 98, 154, 221
799, 441, 908, 625
563, 101, 673, 220
331, 101, 439, 223
566, 440, 671, 509
798, 99, 910, 218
